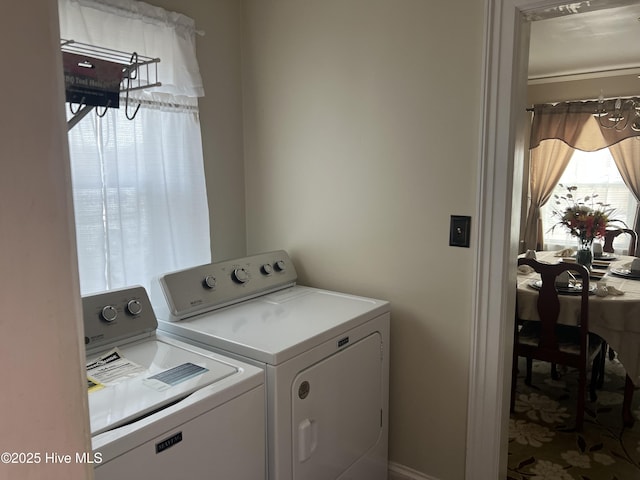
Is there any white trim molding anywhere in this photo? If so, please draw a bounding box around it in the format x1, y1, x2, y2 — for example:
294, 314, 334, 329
529, 66, 640, 84
389, 461, 440, 480
465, 0, 533, 478
466, 0, 606, 478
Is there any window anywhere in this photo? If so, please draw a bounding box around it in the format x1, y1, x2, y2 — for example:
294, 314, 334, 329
67, 104, 210, 295
60, 0, 211, 295
541, 148, 637, 253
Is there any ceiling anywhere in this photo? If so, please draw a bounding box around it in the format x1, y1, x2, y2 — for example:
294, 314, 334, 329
528, 2, 640, 81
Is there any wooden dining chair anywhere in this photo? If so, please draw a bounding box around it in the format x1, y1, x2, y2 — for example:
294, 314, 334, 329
601, 227, 638, 364
602, 228, 637, 257
511, 258, 605, 431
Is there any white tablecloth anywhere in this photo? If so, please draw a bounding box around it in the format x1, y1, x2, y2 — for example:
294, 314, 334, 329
517, 250, 640, 385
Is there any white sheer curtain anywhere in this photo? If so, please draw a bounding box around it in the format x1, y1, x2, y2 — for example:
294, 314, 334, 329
59, 0, 210, 295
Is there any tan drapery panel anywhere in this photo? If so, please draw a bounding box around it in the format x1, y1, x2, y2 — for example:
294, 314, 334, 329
523, 139, 575, 250
530, 100, 640, 151
530, 103, 592, 150
608, 138, 640, 250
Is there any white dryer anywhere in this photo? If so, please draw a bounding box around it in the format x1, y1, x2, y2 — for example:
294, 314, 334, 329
153, 250, 390, 480
83, 286, 266, 480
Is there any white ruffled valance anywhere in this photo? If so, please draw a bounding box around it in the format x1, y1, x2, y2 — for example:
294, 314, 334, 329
58, 0, 204, 99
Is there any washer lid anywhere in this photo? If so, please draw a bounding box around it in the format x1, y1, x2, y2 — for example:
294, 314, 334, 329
87, 336, 238, 436
158, 286, 390, 365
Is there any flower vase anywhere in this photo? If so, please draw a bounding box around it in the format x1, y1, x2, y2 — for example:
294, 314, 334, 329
576, 240, 593, 271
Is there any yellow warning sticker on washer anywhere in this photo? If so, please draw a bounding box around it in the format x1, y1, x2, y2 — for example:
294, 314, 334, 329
87, 376, 104, 393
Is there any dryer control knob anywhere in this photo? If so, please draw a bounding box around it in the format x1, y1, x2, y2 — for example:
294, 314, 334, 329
274, 260, 286, 272
126, 299, 142, 316
232, 268, 249, 284
101, 305, 118, 323
261, 264, 273, 275
203, 275, 217, 289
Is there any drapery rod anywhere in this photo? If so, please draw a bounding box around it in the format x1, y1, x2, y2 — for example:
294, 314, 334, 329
526, 96, 640, 112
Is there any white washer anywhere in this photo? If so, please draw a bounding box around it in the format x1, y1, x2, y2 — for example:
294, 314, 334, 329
83, 286, 266, 480
153, 250, 390, 480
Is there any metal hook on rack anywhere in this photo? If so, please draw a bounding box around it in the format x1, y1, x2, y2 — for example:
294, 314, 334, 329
95, 100, 112, 118
123, 52, 141, 120
124, 77, 141, 120
124, 52, 140, 120
67, 104, 95, 131
128, 52, 139, 81
125, 96, 141, 120
69, 97, 86, 115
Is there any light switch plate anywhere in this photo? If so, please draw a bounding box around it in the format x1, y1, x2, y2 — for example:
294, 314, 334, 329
449, 215, 471, 248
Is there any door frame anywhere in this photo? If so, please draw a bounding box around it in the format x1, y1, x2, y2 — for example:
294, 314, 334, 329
466, 0, 583, 477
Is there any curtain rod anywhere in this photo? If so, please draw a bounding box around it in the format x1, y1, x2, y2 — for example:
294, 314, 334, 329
526, 96, 640, 112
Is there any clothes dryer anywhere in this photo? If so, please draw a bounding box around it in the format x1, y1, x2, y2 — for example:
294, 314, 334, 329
153, 251, 390, 480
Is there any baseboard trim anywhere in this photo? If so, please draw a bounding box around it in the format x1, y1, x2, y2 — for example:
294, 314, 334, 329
388, 461, 440, 480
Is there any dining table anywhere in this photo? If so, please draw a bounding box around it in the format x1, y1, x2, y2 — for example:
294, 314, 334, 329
516, 249, 640, 426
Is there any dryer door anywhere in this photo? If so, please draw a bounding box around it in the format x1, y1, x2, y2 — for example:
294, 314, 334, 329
292, 332, 383, 480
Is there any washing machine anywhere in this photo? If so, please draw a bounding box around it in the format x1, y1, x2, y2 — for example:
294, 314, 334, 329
82, 286, 266, 479
152, 250, 390, 480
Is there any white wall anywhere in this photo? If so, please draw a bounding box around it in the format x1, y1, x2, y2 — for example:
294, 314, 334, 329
0, 2, 92, 479
241, 1, 484, 478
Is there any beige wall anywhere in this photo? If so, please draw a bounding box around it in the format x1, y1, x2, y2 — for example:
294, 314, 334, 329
528, 73, 640, 104
158, 1, 486, 476
241, 1, 484, 477
0, 2, 92, 479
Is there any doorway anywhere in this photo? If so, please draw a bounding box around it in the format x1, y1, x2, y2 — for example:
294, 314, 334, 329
466, 0, 640, 478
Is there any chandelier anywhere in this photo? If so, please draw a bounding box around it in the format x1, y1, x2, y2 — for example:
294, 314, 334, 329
594, 95, 640, 132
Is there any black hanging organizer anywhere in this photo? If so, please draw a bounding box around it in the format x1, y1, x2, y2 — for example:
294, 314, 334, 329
61, 40, 161, 130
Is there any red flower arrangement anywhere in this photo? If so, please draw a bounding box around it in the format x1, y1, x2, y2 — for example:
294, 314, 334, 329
550, 185, 619, 247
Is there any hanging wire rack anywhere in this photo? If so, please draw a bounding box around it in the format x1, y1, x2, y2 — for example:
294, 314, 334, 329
61, 39, 161, 130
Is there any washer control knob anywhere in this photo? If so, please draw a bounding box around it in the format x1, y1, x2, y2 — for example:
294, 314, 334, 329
203, 275, 217, 289
261, 264, 273, 276
232, 268, 249, 284
126, 299, 142, 316
274, 260, 286, 272
101, 305, 118, 323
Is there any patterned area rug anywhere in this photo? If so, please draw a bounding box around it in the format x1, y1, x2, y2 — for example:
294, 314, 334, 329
508, 356, 640, 480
